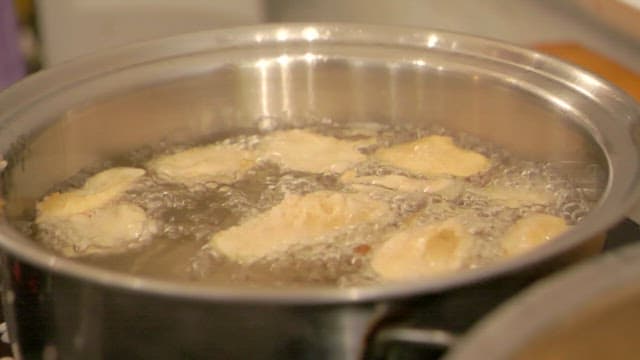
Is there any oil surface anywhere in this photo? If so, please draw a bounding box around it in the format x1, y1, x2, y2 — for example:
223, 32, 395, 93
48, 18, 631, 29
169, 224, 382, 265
29, 121, 605, 288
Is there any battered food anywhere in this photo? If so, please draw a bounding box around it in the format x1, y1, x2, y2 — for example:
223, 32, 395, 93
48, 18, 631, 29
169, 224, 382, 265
371, 219, 473, 280
501, 213, 569, 256
373, 135, 490, 177
340, 170, 461, 196
469, 184, 553, 207
36, 167, 157, 257
210, 190, 391, 263
147, 143, 257, 185
258, 129, 372, 173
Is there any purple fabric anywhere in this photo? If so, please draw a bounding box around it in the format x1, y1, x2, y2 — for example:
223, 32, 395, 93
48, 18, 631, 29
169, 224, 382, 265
0, 0, 25, 90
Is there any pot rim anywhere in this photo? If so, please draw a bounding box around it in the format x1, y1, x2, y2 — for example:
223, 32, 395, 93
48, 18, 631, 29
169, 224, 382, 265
0, 23, 639, 305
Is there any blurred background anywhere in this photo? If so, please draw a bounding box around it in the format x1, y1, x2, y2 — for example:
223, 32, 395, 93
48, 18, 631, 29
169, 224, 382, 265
0, 0, 638, 69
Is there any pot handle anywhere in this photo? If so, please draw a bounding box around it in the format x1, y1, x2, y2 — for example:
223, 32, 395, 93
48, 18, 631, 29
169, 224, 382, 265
367, 324, 459, 359
604, 218, 640, 250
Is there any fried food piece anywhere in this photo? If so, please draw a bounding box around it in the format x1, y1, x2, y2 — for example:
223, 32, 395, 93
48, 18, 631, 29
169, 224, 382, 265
210, 190, 391, 263
340, 170, 461, 195
468, 185, 554, 207
37, 203, 157, 257
501, 213, 568, 256
371, 219, 472, 280
373, 135, 489, 177
258, 129, 372, 173
36, 167, 156, 257
147, 143, 256, 185
37, 167, 145, 219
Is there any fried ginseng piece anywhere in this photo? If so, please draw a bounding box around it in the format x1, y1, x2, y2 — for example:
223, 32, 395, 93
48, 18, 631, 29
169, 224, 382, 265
373, 135, 489, 177
147, 143, 256, 185
36, 167, 157, 257
500, 213, 568, 256
340, 170, 462, 197
371, 219, 472, 280
210, 190, 391, 263
468, 184, 553, 208
258, 129, 372, 173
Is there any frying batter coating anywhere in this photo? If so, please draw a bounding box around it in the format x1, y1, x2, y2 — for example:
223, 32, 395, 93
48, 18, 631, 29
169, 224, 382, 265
373, 135, 489, 177
147, 143, 256, 185
37, 167, 145, 219
371, 219, 472, 280
258, 129, 372, 173
210, 190, 391, 263
501, 213, 568, 256
468, 185, 553, 207
36, 167, 156, 256
340, 170, 461, 196
38, 203, 157, 257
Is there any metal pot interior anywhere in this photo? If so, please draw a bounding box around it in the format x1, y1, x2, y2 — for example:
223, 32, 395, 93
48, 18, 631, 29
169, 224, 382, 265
0, 24, 638, 301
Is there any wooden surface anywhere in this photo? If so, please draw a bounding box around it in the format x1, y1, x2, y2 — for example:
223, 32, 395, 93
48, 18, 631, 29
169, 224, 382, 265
572, 0, 640, 41
535, 42, 640, 101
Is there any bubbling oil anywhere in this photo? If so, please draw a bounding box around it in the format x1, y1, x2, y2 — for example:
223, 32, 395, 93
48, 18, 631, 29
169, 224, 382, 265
30, 121, 605, 288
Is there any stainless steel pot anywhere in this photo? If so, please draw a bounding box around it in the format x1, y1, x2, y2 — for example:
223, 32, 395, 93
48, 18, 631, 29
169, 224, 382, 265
444, 240, 640, 360
0, 24, 638, 360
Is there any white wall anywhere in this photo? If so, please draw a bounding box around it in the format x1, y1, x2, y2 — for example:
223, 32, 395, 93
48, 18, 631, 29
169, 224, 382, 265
37, 0, 264, 66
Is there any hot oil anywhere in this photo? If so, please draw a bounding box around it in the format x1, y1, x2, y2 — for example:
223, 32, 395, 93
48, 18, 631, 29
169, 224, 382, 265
32, 121, 605, 288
